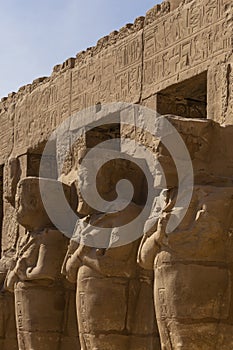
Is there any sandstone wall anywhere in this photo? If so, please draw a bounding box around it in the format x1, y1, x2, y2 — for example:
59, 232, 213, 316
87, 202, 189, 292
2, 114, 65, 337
1, 2, 233, 349
0, 0, 232, 163
0, 0, 233, 252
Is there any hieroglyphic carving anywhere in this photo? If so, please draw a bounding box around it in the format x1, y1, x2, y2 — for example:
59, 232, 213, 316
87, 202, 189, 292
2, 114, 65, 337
71, 31, 143, 112
0, 110, 14, 164
143, 0, 232, 97
13, 72, 71, 155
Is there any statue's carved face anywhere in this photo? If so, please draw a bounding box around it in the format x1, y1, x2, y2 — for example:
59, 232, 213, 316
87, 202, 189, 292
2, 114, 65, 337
77, 190, 93, 216
75, 175, 96, 216
16, 185, 38, 216
15, 178, 51, 231
15, 177, 75, 231
76, 153, 114, 216
16, 181, 38, 228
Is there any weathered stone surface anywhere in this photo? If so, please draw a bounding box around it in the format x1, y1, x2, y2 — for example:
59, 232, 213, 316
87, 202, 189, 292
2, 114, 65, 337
0, 255, 18, 350
0, 0, 232, 167
1, 0, 233, 349
62, 158, 159, 350
5, 177, 80, 350
138, 185, 233, 349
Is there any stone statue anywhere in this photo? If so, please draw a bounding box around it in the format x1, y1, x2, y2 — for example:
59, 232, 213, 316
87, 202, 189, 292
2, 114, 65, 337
138, 185, 233, 350
62, 157, 160, 350
0, 255, 18, 350
5, 177, 80, 350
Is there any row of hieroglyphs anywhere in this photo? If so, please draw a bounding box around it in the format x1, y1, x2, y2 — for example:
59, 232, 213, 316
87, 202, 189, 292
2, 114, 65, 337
1, 0, 233, 159
143, 0, 232, 89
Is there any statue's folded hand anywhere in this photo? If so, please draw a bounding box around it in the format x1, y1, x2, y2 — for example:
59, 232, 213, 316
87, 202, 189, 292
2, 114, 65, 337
138, 234, 159, 270
5, 270, 19, 292
65, 252, 82, 284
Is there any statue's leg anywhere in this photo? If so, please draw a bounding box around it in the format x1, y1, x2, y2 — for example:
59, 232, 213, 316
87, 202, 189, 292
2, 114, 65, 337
154, 255, 233, 350
14, 281, 65, 350
59, 286, 81, 350
76, 266, 129, 350
127, 275, 161, 350
0, 294, 4, 349
0, 292, 18, 350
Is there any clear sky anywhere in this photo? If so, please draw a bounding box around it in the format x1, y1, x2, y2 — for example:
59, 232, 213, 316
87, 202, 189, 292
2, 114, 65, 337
0, 0, 160, 98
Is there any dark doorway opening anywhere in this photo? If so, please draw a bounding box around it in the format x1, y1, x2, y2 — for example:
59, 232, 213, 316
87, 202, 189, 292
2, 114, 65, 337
85, 123, 121, 149
27, 140, 57, 179
156, 71, 207, 119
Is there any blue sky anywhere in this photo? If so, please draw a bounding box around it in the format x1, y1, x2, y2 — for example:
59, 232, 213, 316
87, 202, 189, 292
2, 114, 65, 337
0, 0, 160, 98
